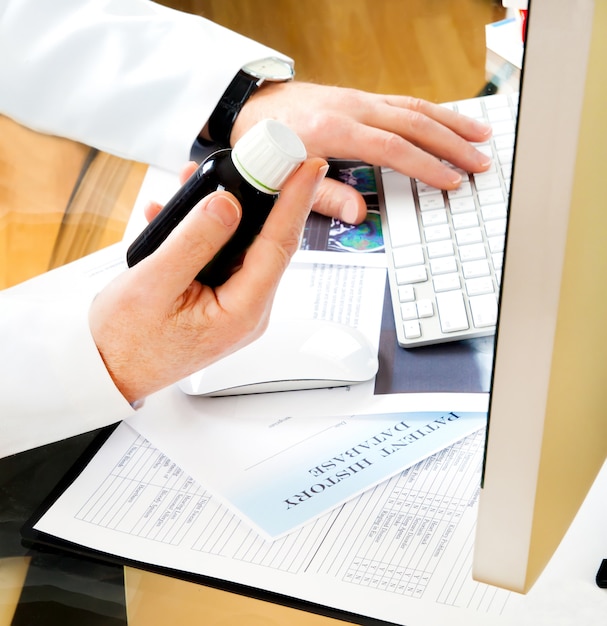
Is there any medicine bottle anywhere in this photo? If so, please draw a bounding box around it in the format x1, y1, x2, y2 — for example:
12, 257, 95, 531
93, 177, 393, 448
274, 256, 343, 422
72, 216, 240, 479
126, 119, 307, 286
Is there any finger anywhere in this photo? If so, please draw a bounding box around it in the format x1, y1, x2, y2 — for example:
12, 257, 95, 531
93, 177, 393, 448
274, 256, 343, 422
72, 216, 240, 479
143, 163, 199, 223
383, 95, 492, 142
321, 117, 466, 189
311, 177, 367, 224
179, 161, 199, 185
368, 101, 492, 175
143, 201, 163, 223
328, 94, 492, 184
136, 191, 241, 301
219, 158, 328, 311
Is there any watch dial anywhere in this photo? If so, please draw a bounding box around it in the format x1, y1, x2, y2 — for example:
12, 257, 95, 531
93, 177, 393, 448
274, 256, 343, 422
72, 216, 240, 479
243, 57, 294, 81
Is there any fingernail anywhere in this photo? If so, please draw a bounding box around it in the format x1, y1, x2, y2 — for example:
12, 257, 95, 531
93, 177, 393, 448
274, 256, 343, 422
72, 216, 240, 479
478, 154, 493, 169
450, 172, 463, 186
476, 121, 493, 138
316, 163, 330, 185
206, 195, 240, 226
341, 199, 360, 224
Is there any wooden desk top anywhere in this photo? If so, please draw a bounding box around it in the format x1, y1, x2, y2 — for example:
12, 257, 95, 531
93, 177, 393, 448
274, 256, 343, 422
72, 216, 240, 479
0, 116, 147, 290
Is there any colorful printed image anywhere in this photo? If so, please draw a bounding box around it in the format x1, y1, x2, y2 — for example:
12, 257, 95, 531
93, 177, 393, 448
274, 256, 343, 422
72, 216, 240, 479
301, 160, 383, 253
327, 210, 383, 253
333, 164, 377, 195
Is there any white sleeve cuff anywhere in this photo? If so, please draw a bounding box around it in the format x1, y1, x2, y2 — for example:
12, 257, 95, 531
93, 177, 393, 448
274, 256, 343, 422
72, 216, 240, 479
1, 290, 135, 458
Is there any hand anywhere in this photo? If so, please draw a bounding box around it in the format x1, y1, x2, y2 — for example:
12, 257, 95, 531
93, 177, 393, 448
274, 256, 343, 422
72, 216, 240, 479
89, 157, 329, 404
233, 82, 493, 224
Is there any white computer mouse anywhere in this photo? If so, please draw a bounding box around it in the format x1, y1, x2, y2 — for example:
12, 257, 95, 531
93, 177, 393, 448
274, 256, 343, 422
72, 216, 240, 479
178, 319, 379, 396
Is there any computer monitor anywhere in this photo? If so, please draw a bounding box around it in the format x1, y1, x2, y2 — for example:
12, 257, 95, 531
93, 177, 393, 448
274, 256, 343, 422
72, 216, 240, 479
472, 0, 607, 593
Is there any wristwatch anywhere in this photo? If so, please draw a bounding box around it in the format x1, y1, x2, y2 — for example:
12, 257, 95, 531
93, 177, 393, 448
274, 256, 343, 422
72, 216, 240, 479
206, 57, 294, 147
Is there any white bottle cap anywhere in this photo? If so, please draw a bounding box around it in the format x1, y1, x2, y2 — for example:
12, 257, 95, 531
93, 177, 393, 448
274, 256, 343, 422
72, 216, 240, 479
232, 119, 307, 194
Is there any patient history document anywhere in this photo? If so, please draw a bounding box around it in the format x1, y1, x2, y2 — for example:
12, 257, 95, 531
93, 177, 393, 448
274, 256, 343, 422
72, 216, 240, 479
34, 417, 514, 626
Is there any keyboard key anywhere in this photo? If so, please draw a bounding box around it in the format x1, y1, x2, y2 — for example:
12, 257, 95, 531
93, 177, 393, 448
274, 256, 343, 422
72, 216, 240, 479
487, 107, 513, 123
421, 209, 447, 226
393, 244, 424, 268
427, 240, 454, 259
396, 265, 427, 284
443, 165, 469, 182
416, 181, 441, 195
470, 294, 498, 327
424, 224, 451, 242
416, 299, 434, 318
456, 99, 484, 118
455, 227, 483, 246
458, 243, 486, 262
481, 203, 507, 221
447, 182, 472, 200
449, 197, 476, 214
466, 276, 495, 296
488, 236, 505, 253
462, 259, 490, 279
398, 284, 415, 302
492, 252, 504, 270
473, 173, 501, 191
430, 256, 457, 275
485, 218, 507, 237
494, 134, 515, 151
381, 170, 421, 247
498, 148, 514, 165
475, 144, 493, 160
491, 119, 516, 136
433, 273, 461, 292
436, 291, 469, 332
401, 302, 418, 320
477, 188, 505, 205
404, 320, 422, 339
419, 193, 445, 211
452, 212, 479, 230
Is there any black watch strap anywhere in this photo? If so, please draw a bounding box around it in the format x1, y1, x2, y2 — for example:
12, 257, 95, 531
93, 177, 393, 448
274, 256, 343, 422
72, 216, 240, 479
207, 70, 260, 147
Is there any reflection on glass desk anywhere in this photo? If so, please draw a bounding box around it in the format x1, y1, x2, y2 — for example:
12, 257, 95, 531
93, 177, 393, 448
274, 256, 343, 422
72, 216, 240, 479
0, 115, 147, 290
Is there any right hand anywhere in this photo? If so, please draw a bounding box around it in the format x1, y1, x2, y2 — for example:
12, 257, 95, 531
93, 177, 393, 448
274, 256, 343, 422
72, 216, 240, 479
89, 157, 329, 404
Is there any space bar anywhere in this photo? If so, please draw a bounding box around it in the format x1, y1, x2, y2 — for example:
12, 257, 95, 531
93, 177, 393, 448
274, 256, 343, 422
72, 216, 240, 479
381, 169, 421, 247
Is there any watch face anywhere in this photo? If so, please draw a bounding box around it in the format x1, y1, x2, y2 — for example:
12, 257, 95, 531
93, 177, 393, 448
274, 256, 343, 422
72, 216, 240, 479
242, 57, 294, 81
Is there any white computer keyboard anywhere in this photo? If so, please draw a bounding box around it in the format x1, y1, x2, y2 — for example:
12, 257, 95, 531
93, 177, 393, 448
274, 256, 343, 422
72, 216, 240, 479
377, 93, 518, 348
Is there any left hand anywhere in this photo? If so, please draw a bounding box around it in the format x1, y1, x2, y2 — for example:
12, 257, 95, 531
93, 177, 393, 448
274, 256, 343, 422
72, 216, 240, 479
233, 81, 493, 224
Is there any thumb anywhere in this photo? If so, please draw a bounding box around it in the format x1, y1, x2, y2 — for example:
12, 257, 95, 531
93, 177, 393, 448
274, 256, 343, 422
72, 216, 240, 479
139, 191, 241, 298
311, 177, 367, 225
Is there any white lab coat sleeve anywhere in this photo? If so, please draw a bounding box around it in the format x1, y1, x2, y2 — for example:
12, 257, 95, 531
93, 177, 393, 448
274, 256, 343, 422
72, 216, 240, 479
0, 0, 292, 172
0, 287, 135, 459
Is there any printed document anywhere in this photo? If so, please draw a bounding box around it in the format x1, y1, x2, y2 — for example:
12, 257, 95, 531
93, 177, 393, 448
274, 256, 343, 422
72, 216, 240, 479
129, 385, 486, 537
34, 418, 513, 626
32, 423, 607, 626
